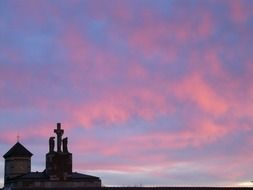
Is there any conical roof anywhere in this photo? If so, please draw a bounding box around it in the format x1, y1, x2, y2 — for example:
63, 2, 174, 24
3, 142, 33, 158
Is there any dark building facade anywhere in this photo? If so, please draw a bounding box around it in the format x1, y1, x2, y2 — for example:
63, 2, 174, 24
1, 186, 253, 190
3, 123, 101, 190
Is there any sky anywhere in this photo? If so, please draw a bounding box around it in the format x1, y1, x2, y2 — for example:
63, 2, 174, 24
0, 0, 253, 187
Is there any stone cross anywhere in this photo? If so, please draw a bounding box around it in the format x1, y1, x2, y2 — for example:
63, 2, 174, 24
54, 123, 64, 152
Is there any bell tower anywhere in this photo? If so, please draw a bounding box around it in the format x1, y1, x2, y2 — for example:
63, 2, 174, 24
3, 142, 33, 185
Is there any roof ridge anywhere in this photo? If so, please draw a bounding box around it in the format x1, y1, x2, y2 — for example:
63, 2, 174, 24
3, 142, 33, 158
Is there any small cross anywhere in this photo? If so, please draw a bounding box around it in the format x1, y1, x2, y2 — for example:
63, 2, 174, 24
17, 133, 20, 142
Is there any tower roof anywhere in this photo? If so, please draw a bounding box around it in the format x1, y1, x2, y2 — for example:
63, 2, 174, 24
3, 142, 33, 159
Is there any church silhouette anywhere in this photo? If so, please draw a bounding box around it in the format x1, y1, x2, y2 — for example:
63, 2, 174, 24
3, 123, 101, 189
2, 124, 252, 190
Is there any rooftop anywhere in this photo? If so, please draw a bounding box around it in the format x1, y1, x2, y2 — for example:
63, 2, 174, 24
3, 142, 33, 159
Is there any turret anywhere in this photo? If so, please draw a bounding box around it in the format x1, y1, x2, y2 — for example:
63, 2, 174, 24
46, 123, 72, 180
3, 142, 33, 185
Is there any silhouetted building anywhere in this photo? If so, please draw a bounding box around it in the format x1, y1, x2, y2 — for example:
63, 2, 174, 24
3, 123, 101, 189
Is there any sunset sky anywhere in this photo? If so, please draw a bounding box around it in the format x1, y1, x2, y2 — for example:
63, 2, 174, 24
1, 0, 253, 187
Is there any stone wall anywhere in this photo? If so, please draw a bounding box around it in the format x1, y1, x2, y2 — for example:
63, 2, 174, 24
5, 157, 31, 181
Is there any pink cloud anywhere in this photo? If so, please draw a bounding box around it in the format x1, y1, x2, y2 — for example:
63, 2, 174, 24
72, 120, 230, 160
0, 122, 58, 144
173, 73, 228, 115
128, 120, 229, 149
125, 7, 214, 56
127, 63, 148, 80
228, 0, 252, 24
0, 131, 19, 144
61, 27, 90, 65
68, 120, 234, 175
73, 86, 173, 127
72, 138, 177, 172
